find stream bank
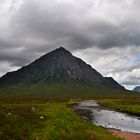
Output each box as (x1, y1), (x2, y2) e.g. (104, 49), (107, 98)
(72, 100), (140, 140)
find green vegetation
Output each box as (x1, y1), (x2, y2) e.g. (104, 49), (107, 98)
(0, 96), (122, 140)
(99, 98), (140, 116)
(0, 83), (135, 98)
(0, 84), (139, 139)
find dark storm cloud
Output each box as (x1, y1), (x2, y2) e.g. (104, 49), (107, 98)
(2, 0), (140, 53)
(4, 0), (139, 63)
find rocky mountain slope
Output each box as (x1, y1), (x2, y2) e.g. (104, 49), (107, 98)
(0, 47), (125, 90)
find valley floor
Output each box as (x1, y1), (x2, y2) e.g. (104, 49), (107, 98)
(0, 96), (122, 140)
(0, 95), (140, 140)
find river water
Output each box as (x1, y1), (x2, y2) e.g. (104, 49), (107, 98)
(77, 100), (140, 133)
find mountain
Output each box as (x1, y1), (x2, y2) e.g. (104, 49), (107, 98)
(104, 77), (124, 90)
(133, 86), (140, 92)
(0, 47), (125, 90)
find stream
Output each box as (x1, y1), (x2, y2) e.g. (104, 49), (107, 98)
(75, 100), (140, 134)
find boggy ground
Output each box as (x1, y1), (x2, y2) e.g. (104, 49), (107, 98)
(0, 96), (122, 140)
(0, 91), (139, 140)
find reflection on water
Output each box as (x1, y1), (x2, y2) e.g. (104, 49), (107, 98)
(78, 100), (140, 133)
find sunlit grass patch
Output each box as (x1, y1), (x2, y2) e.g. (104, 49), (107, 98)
(99, 99), (140, 116)
(31, 103), (122, 140)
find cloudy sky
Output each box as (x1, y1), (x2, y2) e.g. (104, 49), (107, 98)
(0, 0), (140, 89)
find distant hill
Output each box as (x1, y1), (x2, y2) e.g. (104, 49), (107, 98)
(133, 86), (140, 92)
(0, 47), (125, 90)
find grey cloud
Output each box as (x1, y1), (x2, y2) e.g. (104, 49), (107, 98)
(122, 80), (140, 86)
(8, 0), (140, 51)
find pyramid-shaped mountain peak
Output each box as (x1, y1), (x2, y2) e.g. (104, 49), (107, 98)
(49, 47), (72, 55)
(56, 46), (67, 51)
(0, 47), (124, 90)
(51, 47), (69, 53)
(38, 47), (72, 62)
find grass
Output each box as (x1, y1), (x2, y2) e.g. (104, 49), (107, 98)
(0, 96), (122, 140)
(99, 98), (140, 116)
(0, 84), (139, 139)
(0, 83), (136, 98)
(31, 103), (122, 140)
